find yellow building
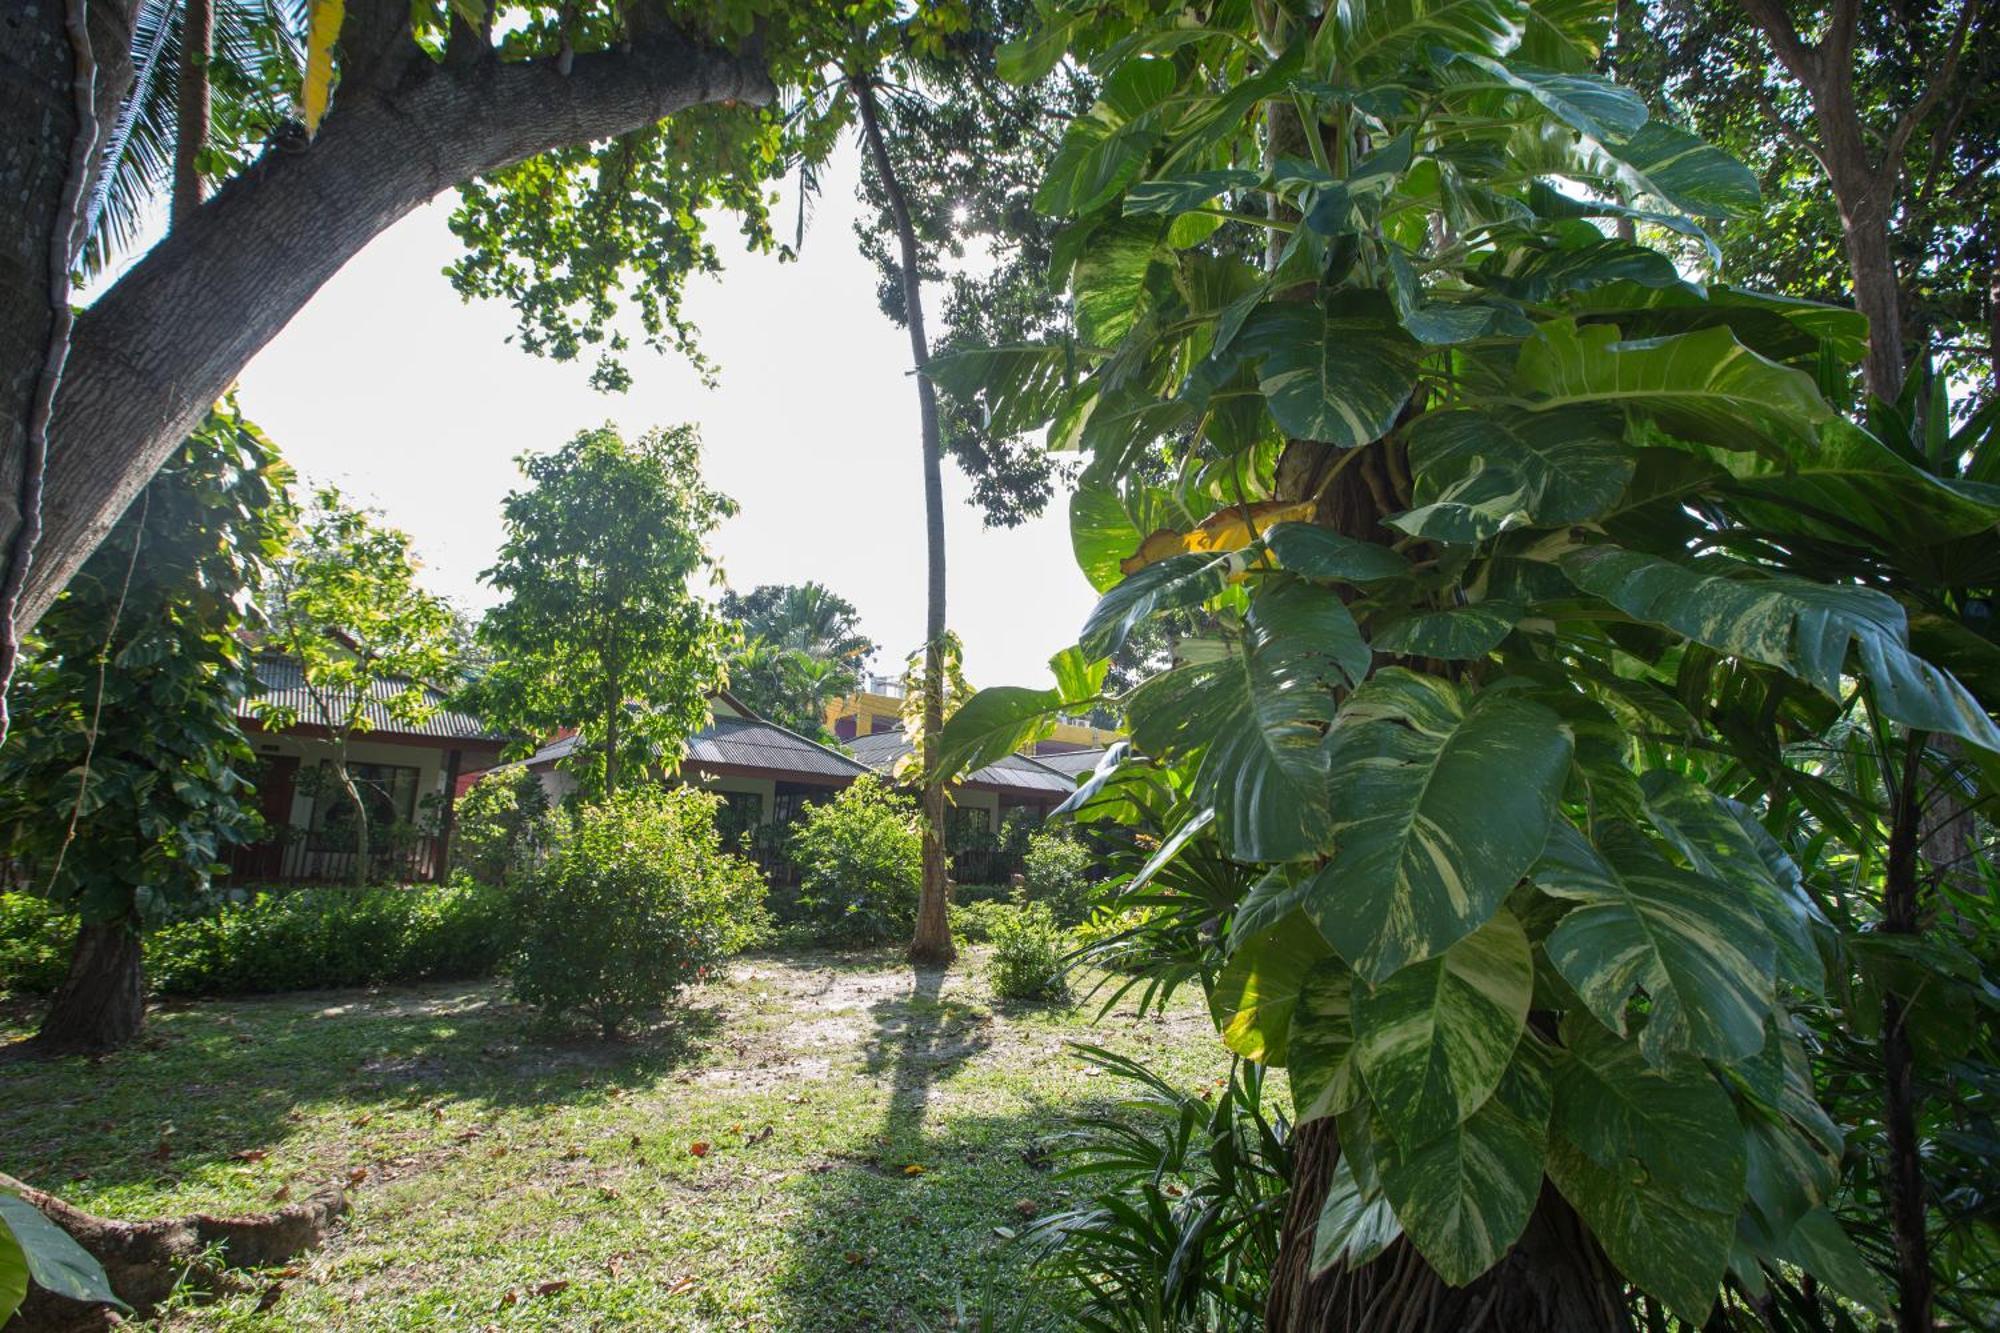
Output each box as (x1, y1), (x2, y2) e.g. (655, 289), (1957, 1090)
(825, 674), (1122, 750)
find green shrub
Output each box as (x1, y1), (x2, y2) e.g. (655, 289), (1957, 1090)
(787, 776), (922, 946)
(1023, 828), (1095, 927)
(0, 893), (73, 994)
(950, 898), (1017, 944)
(146, 880), (511, 994)
(509, 787), (766, 1035)
(989, 897), (1071, 1003)
(452, 767), (555, 885)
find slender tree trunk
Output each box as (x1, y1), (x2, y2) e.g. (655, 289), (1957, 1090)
(854, 73), (954, 966)
(339, 761), (370, 886)
(173, 0), (212, 227)
(35, 913), (146, 1054)
(1881, 731), (1936, 1333)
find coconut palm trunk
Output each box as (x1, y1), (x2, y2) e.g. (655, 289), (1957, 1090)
(854, 72), (954, 965)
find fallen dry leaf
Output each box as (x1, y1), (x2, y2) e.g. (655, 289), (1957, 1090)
(1014, 1199), (1039, 1218)
(689, 1142), (710, 1158)
(231, 1149), (268, 1164)
(346, 1166), (368, 1187)
(254, 1282), (285, 1313)
(271, 1184), (291, 1203)
(745, 1125), (774, 1146)
(904, 1164), (926, 1176)
(843, 1250), (865, 1266)
(666, 1275), (697, 1296)
(533, 1280), (569, 1297)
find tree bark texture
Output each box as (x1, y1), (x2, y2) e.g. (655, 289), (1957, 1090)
(33, 917), (145, 1055)
(854, 74), (954, 966)
(172, 0), (212, 227)
(1880, 732), (1936, 1333)
(0, 6), (773, 641)
(0, 1170), (347, 1329)
(1268, 1122), (1632, 1332)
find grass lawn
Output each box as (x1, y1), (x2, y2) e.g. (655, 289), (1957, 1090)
(1, 948), (1235, 1330)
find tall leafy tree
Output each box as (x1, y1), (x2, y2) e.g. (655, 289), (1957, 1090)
(260, 487), (457, 884)
(477, 424), (733, 799)
(720, 582), (875, 737)
(939, 1), (2000, 1325)
(0, 401), (289, 1053)
(1, 0), (879, 663)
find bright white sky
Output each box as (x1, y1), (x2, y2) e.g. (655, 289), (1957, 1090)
(224, 144), (1095, 690)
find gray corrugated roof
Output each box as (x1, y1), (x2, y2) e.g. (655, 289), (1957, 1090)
(689, 715), (870, 778)
(1031, 747), (1110, 778)
(845, 729), (1076, 795)
(242, 656), (503, 742)
(524, 715), (869, 780)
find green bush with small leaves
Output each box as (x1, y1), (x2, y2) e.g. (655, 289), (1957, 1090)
(452, 767), (556, 886)
(950, 898), (1018, 945)
(989, 897), (1070, 1003)
(787, 776), (922, 946)
(0, 893), (72, 995)
(1022, 828), (1095, 928)
(2, 883), (513, 998)
(509, 787), (766, 1035)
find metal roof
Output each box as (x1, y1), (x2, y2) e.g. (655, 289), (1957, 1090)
(1031, 747), (1111, 778)
(242, 656), (503, 742)
(845, 729), (1077, 796)
(524, 714), (869, 780)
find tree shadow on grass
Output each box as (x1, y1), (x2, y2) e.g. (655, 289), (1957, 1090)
(0, 979), (721, 1200)
(763, 964), (1083, 1331)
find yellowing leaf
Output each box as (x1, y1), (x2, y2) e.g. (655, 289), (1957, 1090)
(1119, 500), (1316, 575)
(301, 0), (345, 137)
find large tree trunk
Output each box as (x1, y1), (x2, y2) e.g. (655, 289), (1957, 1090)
(0, 5), (773, 643)
(854, 74), (954, 966)
(1270, 1119), (1633, 1332)
(0, 0), (140, 588)
(34, 915), (146, 1055)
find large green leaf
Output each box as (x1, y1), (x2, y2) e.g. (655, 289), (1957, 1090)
(1446, 52), (1647, 141)
(1036, 58), (1179, 217)
(1391, 404), (1633, 544)
(0, 1194), (127, 1315)
(1306, 670), (1572, 982)
(1080, 550), (1243, 659)
(0, 1224), (23, 1329)
(1124, 167), (1263, 216)
(1547, 1021), (1744, 1324)
(1604, 121), (1761, 218)
(1638, 771), (1822, 991)
(1712, 418), (2000, 551)
(1369, 602), (1521, 659)
(1265, 522), (1413, 583)
(1070, 477), (1185, 593)
(1319, 0), (1525, 75)
(1128, 579), (1363, 861)
(1560, 544), (2000, 751)
(1310, 1154), (1404, 1276)
(1478, 239), (1683, 304)
(1353, 908), (1533, 1145)
(1517, 0), (1611, 69)
(1211, 911), (1335, 1063)
(1289, 959), (1363, 1122)
(923, 343), (1069, 439)
(935, 686), (1062, 781)
(1772, 1207), (1891, 1317)
(1515, 320), (1831, 455)
(1237, 294), (1423, 448)
(1379, 1043), (1551, 1285)
(1073, 219), (1165, 348)
(1536, 821), (1775, 1065)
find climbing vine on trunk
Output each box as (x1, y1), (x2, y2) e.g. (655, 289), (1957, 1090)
(935, 0), (2000, 1324)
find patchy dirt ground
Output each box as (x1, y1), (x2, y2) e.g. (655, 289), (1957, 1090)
(1, 949), (1232, 1330)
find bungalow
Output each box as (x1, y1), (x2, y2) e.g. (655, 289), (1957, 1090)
(230, 656), (509, 884)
